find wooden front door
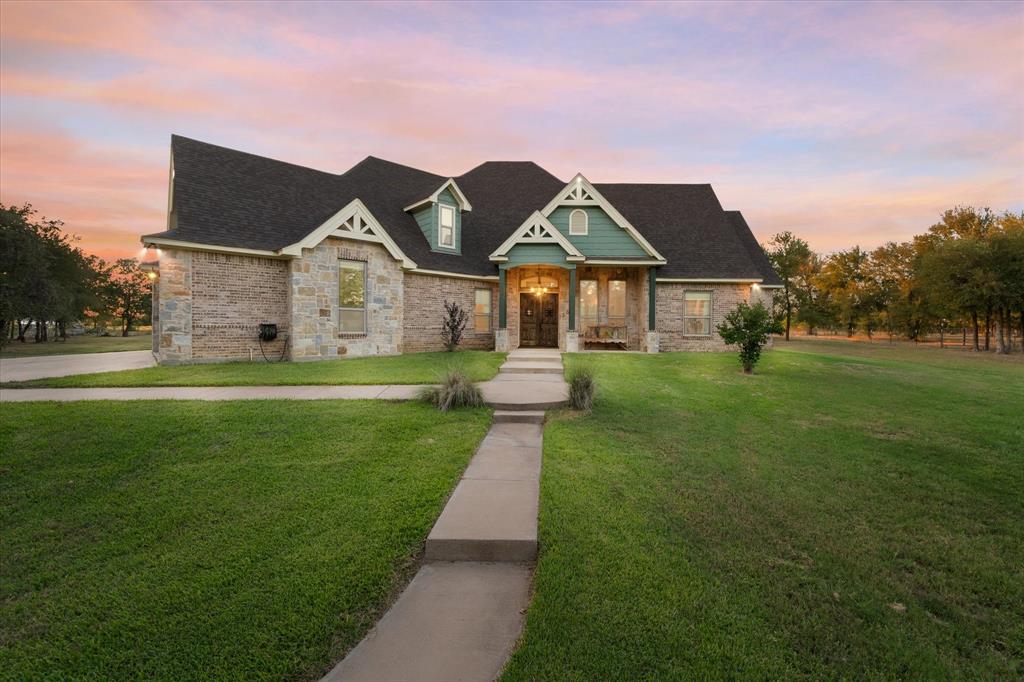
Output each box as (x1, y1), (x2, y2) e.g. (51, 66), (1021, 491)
(519, 293), (558, 347)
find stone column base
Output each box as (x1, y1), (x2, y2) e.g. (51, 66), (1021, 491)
(495, 328), (511, 352)
(645, 331), (660, 353)
(565, 331), (580, 353)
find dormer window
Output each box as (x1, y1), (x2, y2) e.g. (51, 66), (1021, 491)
(438, 204), (456, 248)
(569, 209), (588, 235)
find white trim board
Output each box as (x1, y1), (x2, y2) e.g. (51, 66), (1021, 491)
(489, 211), (586, 262)
(656, 277), (763, 283)
(540, 174), (665, 262)
(408, 268), (499, 282)
(278, 198), (417, 268)
(140, 236), (288, 258)
(402, 178), (473, 212)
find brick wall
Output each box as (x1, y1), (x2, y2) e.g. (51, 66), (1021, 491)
(290, 238), (404, 359)
(403, 272), (498, 352)
(656, 282), (753, 351)
(190, 252), (289, 360)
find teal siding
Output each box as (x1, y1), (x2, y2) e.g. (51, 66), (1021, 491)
(548, 206), (647, 258)
(505, 244), (569, 267)
(412, 188), (461, 254)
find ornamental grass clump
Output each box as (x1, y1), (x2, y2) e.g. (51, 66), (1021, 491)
(419, 368), (484, 411)
(566, 363), (596, 412)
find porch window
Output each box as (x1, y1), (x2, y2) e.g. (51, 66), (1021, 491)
(608, 280), (626, 327)
(580, 279), (598, 332)
(438, 204), (455, 248)
(569, 209), (588, 235)
(683, 290), (712, 336)
(339, 259), (367, 333)
(474, 289), (492, 332)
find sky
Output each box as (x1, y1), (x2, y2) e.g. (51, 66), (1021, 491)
(1, 0), (1022, 260)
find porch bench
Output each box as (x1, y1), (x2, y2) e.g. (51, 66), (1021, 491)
(582, 325), (628, 349)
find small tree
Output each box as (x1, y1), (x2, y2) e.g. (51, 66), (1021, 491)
(717, 301), (783, 374)
(104, 258), (151, 336)
(440, 300), (469, 351)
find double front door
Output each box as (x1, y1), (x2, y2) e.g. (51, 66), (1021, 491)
(519, 293), (558, 347)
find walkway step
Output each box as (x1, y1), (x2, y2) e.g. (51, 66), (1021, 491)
(499, 362), (563, 374)
(493, 409), (545, 424)
(425, 478), (538, 561)
(321, 562), (531, 682)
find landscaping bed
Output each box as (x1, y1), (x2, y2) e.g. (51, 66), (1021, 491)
(503, 343), (1023, 679)
(0, 400), (491, 680)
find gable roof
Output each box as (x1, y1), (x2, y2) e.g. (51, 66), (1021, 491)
(725, 211), (784, 286)
(144, 135), (780, 282)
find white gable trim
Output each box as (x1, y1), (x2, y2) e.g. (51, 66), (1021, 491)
(279, 198), (417, 268)
(402, 178), (473, 213)
(489, 211), (585, 262)
(540, 173), (665, 261)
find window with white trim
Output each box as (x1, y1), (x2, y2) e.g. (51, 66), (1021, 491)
(339, 259), (367, 334)
(569, 209), (588, 235)
(683, 291), (712, 336)
(580, 279), (598, 333)
(474, 289), (492, 333)
(608, 280), (626, 327)
(438, 204), (456, 248)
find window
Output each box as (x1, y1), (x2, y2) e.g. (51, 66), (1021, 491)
(474, 289), (492, 333)
(683, 291), (712, 335)
(438, 204), (456, 248)
(608, 280), (626, 327)
(580, 279), (598, 333)
(339, 259), (367, 333)
(569, 209), (588, 235)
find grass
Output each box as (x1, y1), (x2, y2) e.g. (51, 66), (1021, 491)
(0, 400), (492, 680)
(0, 333), (150, 357)
(4, 350), (505, 387)
(502, 339), (1024, 679)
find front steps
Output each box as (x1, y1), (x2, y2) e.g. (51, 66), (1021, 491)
(479, 348), (568, 410)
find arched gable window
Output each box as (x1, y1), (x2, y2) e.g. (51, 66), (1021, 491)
(569, 209), (588, 235)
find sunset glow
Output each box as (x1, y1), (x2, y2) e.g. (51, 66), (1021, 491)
(1, 0), (1021, 259)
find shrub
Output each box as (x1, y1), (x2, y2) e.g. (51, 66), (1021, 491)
(419, 368), (485, 411)
(716, 301), (784, 374)
(566, 363), (596, 412)
(440, 301), (469, 352)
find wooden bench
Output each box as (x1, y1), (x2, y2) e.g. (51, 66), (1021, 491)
(582, 325), (628, 349)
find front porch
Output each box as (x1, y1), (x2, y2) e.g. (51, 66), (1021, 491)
(495, 264), (657, 353)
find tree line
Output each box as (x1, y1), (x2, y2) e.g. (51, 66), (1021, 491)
(0, 203), (152, 345)
(765, 206), (1024, 353)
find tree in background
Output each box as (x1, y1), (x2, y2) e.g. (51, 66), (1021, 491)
(816, 247), (873, 337)
(765, 231), (812, 341)
(794, 253), (835, 335)
(104, 259), (152, 336)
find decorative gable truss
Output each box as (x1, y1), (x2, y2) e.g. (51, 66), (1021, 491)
(541, 174), (666, 262)
(402, 178), (473, 213)
(489, 211), (585, 262)
(279, 198), (417, 268)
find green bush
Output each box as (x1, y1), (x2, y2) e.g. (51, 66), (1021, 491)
(566, 363), (596, 412)
(716, 301), (783, 373)
(419, 368), (485, 411)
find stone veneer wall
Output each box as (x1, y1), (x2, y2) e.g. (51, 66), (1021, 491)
(154, 249), (193, 363)
(656, 282), (755, 351)
(402, 273), (498, 352)
(191, 252), (289, 360)
(289, 238), (403, 359)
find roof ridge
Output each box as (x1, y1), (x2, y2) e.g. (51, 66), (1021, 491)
(171, 134), (340, 179)
(343, 155), (446, 180)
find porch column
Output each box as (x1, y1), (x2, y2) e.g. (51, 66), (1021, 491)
(648, 267), (657, 330)
(568, 268), (577, 331)
(498, 267), (507, 328)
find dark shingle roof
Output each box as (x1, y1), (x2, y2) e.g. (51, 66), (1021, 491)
(145, 135), (780, 281)
(725, 211), (783, 286)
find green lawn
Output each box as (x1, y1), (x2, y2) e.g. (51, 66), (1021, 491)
(0, 333), (150, 357)
(4, 351), (505, 387)
(0, 400), (491, 680)
(503, 340), (1023, 679)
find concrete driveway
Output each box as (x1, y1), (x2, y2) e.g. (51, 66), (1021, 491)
(0, 350), (155, 382)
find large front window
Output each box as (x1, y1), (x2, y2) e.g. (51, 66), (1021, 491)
(608, 280), (626, 328)
(438, 204), (455, 248)
(683, 290), (712, 335)
(579, 279), (598, 333)
(339, 259), (367, 333)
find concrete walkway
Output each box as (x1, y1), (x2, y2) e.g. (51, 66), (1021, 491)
(0, 385), (426, 402)
(0, 350), (154, 382)
(324, 350), (566, 682)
